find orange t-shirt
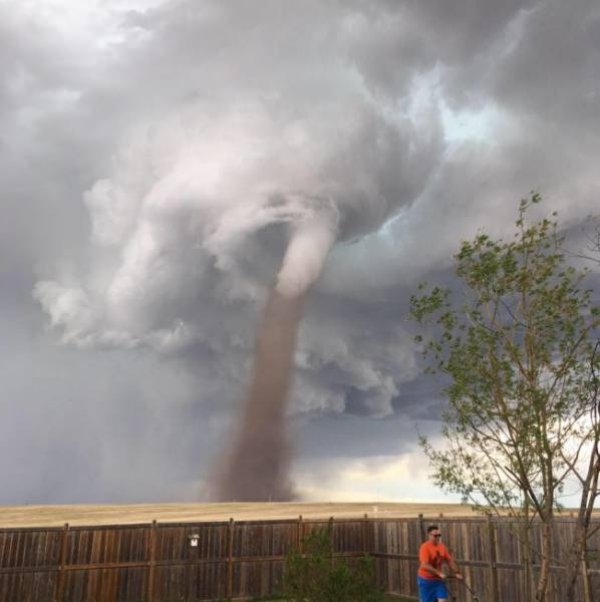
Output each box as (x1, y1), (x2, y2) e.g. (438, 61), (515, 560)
(418, 540), (451, 579)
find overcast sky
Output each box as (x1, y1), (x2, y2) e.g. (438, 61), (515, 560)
(2, 0), (600, 505)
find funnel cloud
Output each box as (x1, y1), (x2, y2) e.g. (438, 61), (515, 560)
(214, 214), (337, 500)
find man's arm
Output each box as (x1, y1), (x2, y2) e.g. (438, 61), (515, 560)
(445, 550), (463, 580)
(419, 561), (445, 579)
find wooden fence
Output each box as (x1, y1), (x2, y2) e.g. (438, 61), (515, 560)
(1, 515), (599, 601)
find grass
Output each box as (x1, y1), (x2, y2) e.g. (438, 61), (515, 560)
(255, 595), (417, 602)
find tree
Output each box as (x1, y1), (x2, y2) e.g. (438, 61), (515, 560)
(410, 194), (600, 602)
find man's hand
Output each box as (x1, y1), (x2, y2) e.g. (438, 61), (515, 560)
(438, 571), (446, 579)
(454, 572), (463, 580)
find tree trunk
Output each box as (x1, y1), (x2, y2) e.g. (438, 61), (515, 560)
(563, 525), (582, 602)
(563, 520), (591, 602)
(521, 502), (534, 602)
(564, 449), (600, 601)
(535, 520), (552, 602)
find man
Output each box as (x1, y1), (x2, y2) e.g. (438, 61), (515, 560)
(417, 525), (463, 602)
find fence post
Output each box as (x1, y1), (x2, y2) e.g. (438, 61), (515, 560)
(363, 513), (369, 555)
(227, 518), (234, 599)
(417, 514), (425, 542)
(298, 515), (303, 554)
(486, 514), (499, 602)
(54, 522), (69, 602)
(329, 517), (334, 566)
(147, 520), (157, 602)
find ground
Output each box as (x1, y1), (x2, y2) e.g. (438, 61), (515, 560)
(257, 594), (416, 602)
(0, 501), (477, 527)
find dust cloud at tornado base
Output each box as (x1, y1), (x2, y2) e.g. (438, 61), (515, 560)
(212, 290), (305, 501)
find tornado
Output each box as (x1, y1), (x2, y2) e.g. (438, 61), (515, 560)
(213, 211), (337, 501)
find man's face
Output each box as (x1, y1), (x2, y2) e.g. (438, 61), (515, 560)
(429, 529), (442, 545)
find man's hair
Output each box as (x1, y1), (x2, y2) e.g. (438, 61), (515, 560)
(427, 525), (439, 534)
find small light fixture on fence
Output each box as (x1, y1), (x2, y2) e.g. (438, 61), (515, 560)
(188, 534), (200, 547)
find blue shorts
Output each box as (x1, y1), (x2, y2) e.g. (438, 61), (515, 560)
(417, 576), (449, 602)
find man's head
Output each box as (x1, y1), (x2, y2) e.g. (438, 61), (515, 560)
(427, 525), (442, 544)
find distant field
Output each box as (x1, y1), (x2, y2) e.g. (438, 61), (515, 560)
(0, 501), (478, 528)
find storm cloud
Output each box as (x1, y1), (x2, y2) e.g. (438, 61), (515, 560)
(2, 0), (599, 503)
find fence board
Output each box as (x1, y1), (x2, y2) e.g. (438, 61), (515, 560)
(0, 571), (56, 602)
(61, 567), (148, 602)
(154, 563), (227, 601)
(155, 523), (228, 562)
(0, 529), (62, 568)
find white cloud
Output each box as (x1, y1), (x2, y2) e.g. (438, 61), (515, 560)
(295, 450), (461, 504)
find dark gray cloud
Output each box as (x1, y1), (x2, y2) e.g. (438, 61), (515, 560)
(1, 0), (599, 503)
